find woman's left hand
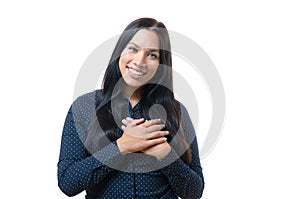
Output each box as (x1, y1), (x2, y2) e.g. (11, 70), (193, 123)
(121, 117), (171, 160)
(142, 141), (171, 160)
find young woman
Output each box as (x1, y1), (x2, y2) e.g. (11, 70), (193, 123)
(58, 18), (204, 199)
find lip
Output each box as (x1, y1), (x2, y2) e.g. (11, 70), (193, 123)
(126, 66), (146, 74)
(126, 66), (146, 79)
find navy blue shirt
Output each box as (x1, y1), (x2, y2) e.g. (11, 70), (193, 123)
(58, 90), (204, 198)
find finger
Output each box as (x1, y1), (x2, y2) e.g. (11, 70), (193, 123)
(126, 117), (134, 121)
(127, 118), (144, 127)
(146, 131), (169, 139)
(122, 119), (131, 126)
(122, 117), (140, 126)
(127, 118), (144, 126)
(143, 119), (162, 127)
(121, 125), (125, 130)
(145, 137), (167, 148)
(133, 118), (145, 125)
(146, 124), (165, 133)
(127, 122), (137, 127)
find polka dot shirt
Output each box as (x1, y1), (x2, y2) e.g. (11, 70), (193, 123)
(57, 90), (204, 199)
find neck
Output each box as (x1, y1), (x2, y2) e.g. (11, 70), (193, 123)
(122, 86), (143, 107)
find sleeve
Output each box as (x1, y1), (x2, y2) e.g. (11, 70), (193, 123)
(57, 99), (123, 197)
(159, 104), (205, 199)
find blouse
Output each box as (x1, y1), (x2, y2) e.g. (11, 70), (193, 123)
(57, 90), (204, 199)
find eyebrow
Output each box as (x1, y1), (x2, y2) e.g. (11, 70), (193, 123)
(128, 42), (160, 53)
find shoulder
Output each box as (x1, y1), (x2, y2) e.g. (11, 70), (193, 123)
(75, 89), (102, 103)
(72, 89), (102, 107)
(71, 89), (102, 116)
(174, 99), (190, 117)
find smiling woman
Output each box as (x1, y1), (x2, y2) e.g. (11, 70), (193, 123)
(57, 17), (204, 199)
(119, 29), (160, 96)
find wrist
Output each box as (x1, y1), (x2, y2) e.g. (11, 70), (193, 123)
(116, 138), (128, 155)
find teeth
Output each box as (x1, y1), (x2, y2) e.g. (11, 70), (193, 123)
(129, 68), (144, 76)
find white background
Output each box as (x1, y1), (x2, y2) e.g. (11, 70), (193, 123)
(1, 0), (299, 198)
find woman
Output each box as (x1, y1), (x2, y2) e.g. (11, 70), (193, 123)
(58, 18), (204, 199)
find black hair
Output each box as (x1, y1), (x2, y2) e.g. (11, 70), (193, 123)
(85, 18), (192, 164)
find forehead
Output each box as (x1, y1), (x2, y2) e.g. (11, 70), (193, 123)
(129, 29), (160, 49)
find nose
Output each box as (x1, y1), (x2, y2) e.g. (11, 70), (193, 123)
(133, 50), (146, 67)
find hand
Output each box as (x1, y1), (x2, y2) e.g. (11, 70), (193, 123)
(117, 118), (168, 154)
(120, 117), (163, 130)
(143, 141), (171, 160)
(120, 118), (171, 159)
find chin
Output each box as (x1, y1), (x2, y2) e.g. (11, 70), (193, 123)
(124, 81), (144, 90)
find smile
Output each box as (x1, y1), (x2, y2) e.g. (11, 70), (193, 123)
(128, 67), (146, 76)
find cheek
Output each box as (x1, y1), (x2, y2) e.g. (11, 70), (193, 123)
(147, 64), (160, 79)
(119, 52), (131, 66)
(150, 63), (160, 73)
(118, 56), (127, 73)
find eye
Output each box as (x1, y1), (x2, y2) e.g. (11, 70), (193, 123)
(128, 46), (138, 52)
(148, 53), (159, 59)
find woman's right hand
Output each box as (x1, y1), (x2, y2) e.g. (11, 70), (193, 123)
(116, 118), (168, 154)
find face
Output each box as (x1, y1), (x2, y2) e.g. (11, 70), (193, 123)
(119, 29), (160, 90)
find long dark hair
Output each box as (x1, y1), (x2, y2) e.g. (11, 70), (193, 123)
(85, 18), (192, 164)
